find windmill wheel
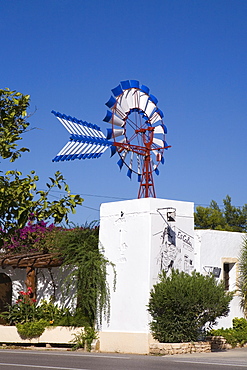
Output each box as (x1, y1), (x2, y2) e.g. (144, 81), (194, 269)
(104, 80), (169, 197)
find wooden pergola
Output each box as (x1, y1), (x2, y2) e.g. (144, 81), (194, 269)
(0, 252), (63, 300)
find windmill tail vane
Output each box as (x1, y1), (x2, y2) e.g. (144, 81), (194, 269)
(51, 111), (112, 162)
(51, 80), (171, 198)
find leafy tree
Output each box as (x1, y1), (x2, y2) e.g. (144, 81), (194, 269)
(0, 88), (83, 240)
(148, 269), (233, 343)
(0, 88), (30, 162)
(238, 237), (247, 317)
(194, 195), (247, 232)
(0, 170), (82, 237)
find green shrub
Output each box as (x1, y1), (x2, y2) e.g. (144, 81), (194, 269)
(210, 318), (247, 347)
(70, 326), (98, 351)
(210, 327), (239, 347)
(55, 309), (91, 327)
(148, 269), (233, 343)
(1, 294), (71, 326)
(233, 317), (247, 331)
(1, 289), (90, 329)
(16, 319), (49, 339)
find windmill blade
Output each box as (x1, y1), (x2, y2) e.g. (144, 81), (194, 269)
(125, 88), (136, 110)
(139, 91), (149, 112)
(106, 128), (125, 140)
(153, 125), (165, 134)
(127, 151), (134, 179)
(154, 166), (159, 175)
(103, 110), (125, 127)
(105, 95), (126, 119)
(111, 84), (123, 97)
(119, 90), (130, 113)
(117, 149), (128, 170)
(112, 84), (129, 113)
(145, 98), (157, 118)
(110, 145), (117, 157)
(149, 112), (163, 125)
(153, 137), (165, 148)
(150, 159), (159, 176)
(136, 154), (142, 182)
(137, 154), (141, 175)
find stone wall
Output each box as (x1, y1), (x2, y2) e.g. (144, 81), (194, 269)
(206, 336), (232, 350)
(150, 341), (211, 355)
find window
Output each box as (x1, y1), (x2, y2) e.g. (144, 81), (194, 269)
(223, 263), (230, 290)
(222, 258), (238, 291)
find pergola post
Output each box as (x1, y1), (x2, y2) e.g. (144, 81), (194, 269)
(25, 266), (36, 300)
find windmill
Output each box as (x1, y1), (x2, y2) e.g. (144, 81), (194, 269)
(52, 80), (170, 198)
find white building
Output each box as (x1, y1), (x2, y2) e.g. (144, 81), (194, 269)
(0, 197), (245, 353)
(99, 198), (245, 353)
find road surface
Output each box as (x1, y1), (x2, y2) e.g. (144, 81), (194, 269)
(0, 347), (247, 369)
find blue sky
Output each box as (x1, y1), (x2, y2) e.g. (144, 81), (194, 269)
(1, 0), (246, 224)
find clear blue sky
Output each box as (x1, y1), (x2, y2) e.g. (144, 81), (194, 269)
(1, 0), (246, 224)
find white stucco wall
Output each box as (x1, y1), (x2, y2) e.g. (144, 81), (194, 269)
(0, 266), (75, 308)
(99, 197), (194, 352)
(194, 229), (245, 328)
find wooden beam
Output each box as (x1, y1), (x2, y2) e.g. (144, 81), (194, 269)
(0, 252), (63, 269)
(25, 267), (36, 300)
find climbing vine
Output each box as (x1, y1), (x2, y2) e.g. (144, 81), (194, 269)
(50, 223), (116, 328)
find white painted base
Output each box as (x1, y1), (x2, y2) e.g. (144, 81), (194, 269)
(0, 325), (83, 345)
(99, 331), (154, 354)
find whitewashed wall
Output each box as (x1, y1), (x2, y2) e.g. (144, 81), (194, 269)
(0, 266), (75, 308)
(194, 229), (245, 328)
(99, 198), (194, 353)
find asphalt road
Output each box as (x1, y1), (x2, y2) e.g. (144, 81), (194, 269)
(0, 347), (247, 370)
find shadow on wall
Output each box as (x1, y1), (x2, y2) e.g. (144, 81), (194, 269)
(0, 266), (77, 313)
(36, 266), (77, 308)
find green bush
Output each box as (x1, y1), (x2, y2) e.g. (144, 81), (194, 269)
(70, 326), (98, 351)
(210, 318), (247, 347)
(38, 299), (72, 326)
(16, 319), (49, 339)
(148, 269), (233, 343)
(1, 293), (69, 326)
(0, 290), (90, 333)
(210, 327), (239, 347)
